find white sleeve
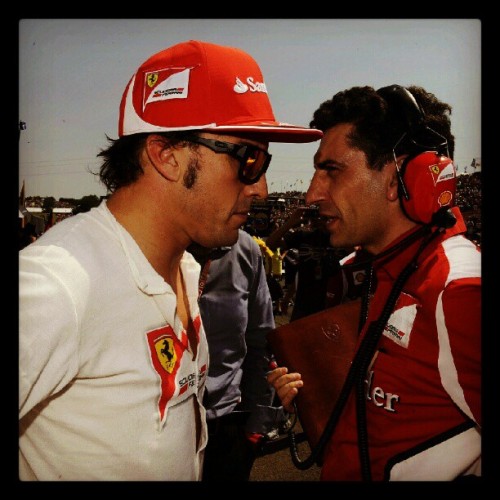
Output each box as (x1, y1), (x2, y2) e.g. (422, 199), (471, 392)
(19, 247), (83, 419)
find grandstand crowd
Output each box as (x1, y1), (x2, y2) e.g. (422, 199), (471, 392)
(19, 171), (481, 249)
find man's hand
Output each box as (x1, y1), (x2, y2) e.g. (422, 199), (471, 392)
(266, 366), (303, 413)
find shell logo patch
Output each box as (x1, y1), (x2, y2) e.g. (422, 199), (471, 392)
(438, 190), (453, 207)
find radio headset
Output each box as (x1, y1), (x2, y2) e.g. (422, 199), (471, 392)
(340, 85), (458, 270)
(376, 84), (457, 229)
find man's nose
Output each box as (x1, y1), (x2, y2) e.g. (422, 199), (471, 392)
(305, 170), (324, 205)
(245, 175), (268, 200)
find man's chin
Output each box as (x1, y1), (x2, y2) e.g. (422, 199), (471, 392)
(196, 229), (239, 250)
(217, 229), (240, 247)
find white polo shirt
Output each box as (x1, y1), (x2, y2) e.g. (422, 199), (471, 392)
(19, 201), (209, 481)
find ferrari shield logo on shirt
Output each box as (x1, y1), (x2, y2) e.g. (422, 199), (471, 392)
(147, 324), (195, 427)
(147, 326), (182, 423)
(383, 291), (420, 349)
(146, 317), (205, 428)
(154, 336), (177, 373)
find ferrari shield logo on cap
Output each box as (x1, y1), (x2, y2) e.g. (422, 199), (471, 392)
(147, 73), (158, 87)
(144, 67), (191, 109)
(119, 40), (323, 142)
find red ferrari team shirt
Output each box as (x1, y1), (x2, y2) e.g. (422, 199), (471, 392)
(321, 208), (481, 481)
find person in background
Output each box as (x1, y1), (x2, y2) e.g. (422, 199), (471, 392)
(18, 40), (322, 481)
(279, 247), (299, 315)
(190, 229), (287, 481)
(252, 234), (284, 315)
(266, 206), (341, 321)
(268, 84), (480, 481)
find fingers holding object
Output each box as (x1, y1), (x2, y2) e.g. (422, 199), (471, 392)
(267, 367), (303, 413)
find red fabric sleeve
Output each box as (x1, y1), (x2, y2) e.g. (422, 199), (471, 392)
(442, 278), (481, 426)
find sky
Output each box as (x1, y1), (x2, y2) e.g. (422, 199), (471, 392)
(18, 18), (481, 200)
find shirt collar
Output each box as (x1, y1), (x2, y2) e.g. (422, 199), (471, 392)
(101, 201), (200, 296)
(362, 206), (467, 279)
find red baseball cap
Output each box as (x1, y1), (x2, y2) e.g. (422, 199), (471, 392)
(119, 40), (323, 143)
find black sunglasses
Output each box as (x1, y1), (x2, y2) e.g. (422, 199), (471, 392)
(184, 136), (272, 185)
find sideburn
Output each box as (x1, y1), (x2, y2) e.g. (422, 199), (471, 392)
(183, 158), (199, 189)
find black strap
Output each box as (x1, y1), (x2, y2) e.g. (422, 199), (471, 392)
(354, 254), (421, 480)
(288, 226), (441, 477)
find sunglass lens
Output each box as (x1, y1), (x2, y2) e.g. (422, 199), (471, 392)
(243, 151), (263, 181)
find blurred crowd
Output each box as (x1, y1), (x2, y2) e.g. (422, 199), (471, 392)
(19, 172), (481, 251)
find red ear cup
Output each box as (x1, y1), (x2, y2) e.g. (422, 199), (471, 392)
(399, 151), (457, 224)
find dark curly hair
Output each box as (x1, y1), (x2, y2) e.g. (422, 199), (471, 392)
(310, 85), (454, 170)
(97, 132), (197, 193)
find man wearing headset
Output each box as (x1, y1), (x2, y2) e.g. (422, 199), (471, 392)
(268, 85), (481, 481)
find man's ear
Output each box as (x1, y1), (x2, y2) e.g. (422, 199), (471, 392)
(386, 154), (407, 202)
(145, 134), (181, 182)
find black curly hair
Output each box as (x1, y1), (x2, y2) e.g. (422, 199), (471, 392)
(310, 85), (454, 170)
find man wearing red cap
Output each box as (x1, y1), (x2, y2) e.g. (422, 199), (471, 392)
(19, 40), (322, 481)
